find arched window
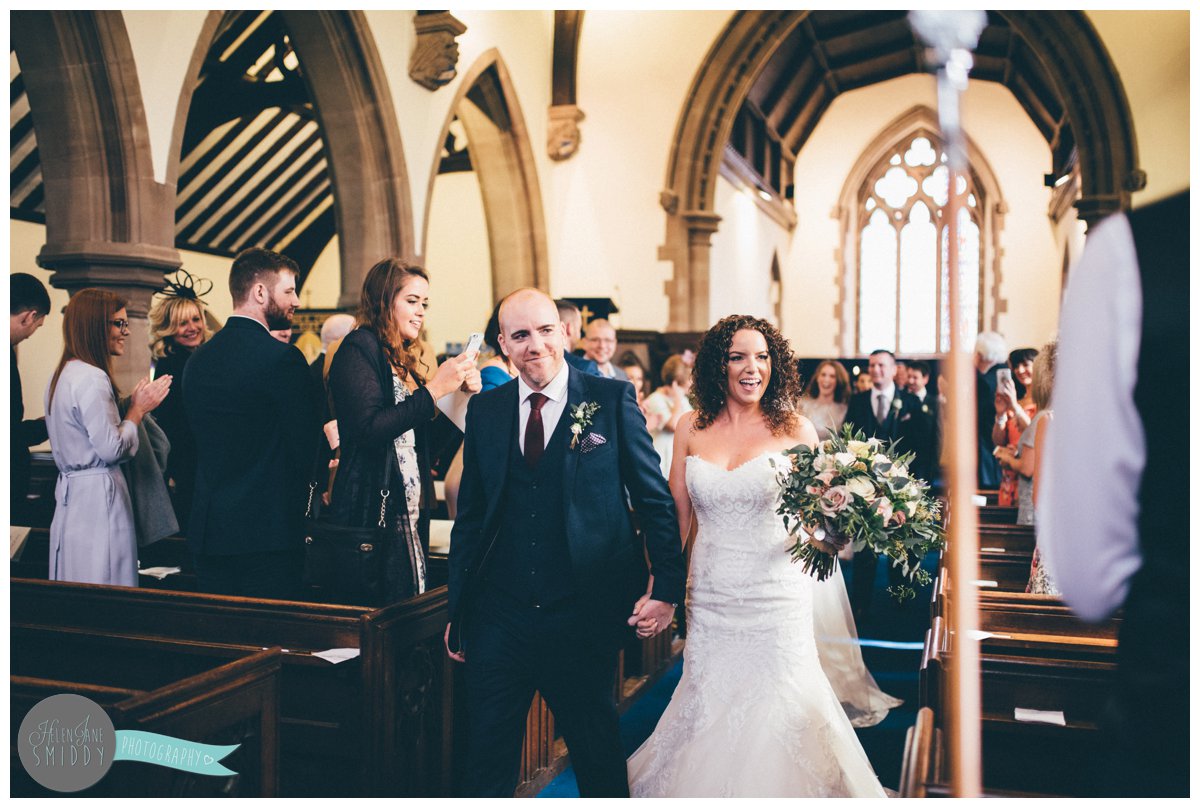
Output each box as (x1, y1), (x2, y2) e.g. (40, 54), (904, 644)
(858, 131), (981, 354)
(835, 107), (1005, 357)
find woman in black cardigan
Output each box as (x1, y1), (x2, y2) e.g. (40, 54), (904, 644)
(147, 272), (213, 532)
(327, 258), (481, 603)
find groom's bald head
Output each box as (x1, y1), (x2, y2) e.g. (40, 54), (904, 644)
(497, 288), (566, 391)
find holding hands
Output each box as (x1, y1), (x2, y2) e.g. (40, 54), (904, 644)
(629, 588), (675, 639)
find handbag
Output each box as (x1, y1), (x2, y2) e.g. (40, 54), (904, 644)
(301, 453), (393, 605)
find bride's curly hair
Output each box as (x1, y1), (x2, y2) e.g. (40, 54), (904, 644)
(691, 314), (801, 436)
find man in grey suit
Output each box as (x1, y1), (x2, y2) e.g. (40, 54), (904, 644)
(584, 318), (627, 380)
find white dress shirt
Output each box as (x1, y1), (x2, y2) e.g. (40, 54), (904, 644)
(1038, 212), (1145, 623)
(516, 358), (571, 455)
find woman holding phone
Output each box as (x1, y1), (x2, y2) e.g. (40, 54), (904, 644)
(992, 347), (1038, 507)
(327, 258), (481, 603)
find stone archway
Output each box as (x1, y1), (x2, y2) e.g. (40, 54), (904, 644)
(422, 49), (550, 299)
(13, 10), (182, 388)
(171, 11), (415, 309)
(660, 10), (1141, 330)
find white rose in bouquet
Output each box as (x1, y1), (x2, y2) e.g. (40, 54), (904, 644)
(848, 440), (872, 459)
(845, 476), (875, 499)
(834, 451), (857, 468)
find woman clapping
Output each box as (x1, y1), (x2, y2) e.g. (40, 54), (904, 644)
(46, 289), (172, 586)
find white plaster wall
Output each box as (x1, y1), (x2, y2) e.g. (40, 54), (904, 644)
(423, 170), (493, 355)
(1087, 10), (1190, 206)
(364, 10), (554, 261)
(553, 11), (732, 329)
(121, 11), (210, 185)
(709, 175), (789, 325)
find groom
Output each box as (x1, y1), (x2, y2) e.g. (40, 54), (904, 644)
(445, 288), (685, 797)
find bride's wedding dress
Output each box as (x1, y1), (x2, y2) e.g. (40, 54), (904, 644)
(627, 453), (887, 797)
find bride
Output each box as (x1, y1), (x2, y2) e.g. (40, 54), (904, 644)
(627, 315), (888, 797)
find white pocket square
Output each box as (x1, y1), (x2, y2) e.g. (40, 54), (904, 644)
(580, 432), (607, 453)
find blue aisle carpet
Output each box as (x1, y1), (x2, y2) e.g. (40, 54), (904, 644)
(537, 552), (937, 797)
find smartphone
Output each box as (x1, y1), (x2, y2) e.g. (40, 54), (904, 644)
(464, 332), (484, 358)
(996, 368), (1012, 388)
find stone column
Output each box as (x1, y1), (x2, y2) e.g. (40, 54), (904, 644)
(38, 241), (181, 394)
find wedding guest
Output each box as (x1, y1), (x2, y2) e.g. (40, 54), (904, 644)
(45, 289), (172, 586)
(327, 258), (480, 602)
(996, 341), (1057, 594)
(479, 302), (517, 392)
(643, 355), (693, 476)
(992, 347), (1038, 507)
(184, 248), (319, 599)
(974, 330), (1008, 488)
(309, 313), (356, 504)
(801, 359), (850, 440)
(584, 318), (627, 380)
(555, 298), (601, 376)
(893, 358), (909, 391)
(11, 273), (51, 523)
(270, 325), (293, 344)
(147, 271), (213, 531)
(618, 357), (648, 405)
(853, 370), (873, 393)
(1040, 192), (1188, 796)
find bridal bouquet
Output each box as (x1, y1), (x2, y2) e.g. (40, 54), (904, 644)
(773, 425), (945, 602)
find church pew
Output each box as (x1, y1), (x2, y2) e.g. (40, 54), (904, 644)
(976, 523), (1035, 555)
(11, 647), (281, 797)
(12, 529), (200, 592)
(921, 618), (1115, 796)
(11, 578), (455, 796)
(9, 577), (676, 796)
(978, 504), (1019, 524)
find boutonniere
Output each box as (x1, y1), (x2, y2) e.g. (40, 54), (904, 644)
(921, 403), (930, 414)
(890, 397), (903, 413)
(569, 401), (601, 450)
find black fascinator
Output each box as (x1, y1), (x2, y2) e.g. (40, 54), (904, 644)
(160, 269), (213, 301)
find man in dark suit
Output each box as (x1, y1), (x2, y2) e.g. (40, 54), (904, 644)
(903, 359), (940, 484)
(555, 298), (601, 376)
(10, 273), (51, 524)
(183, 248), (319, 599)
(584, 318), (629, 380)
(973, 331), (1008, 489)
(446, 289), (685, 797)
(844, 349), (925, 622)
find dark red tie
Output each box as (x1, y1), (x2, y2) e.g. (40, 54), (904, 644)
(525, 393), (548, 468)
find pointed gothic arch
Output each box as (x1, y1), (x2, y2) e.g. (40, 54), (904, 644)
(660, 10), (1140, 330)
(172, 11), (415, 307)
(423, 49), (549, 300)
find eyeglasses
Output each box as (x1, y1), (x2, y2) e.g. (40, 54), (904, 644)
(111, 319), (130, 334)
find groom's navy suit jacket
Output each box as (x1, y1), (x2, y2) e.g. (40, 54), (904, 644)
(448, 364), (686, 652)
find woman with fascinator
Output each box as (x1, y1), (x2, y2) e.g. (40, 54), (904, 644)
(148, 270), (214, 529)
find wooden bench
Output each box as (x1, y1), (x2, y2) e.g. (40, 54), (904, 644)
(12, 646), (281, 797)
(920, 613), (1116, 796)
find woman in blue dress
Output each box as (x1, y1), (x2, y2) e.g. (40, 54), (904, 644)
(45, 289), (172, 586)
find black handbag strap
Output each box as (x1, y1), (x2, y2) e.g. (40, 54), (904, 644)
(307, 329), (401, 524)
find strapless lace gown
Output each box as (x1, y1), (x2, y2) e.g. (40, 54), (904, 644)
(627, 453), (887, 797)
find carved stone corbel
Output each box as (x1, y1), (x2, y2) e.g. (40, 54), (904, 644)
(547, 104), (585, 161)
(409, 12), (467, 92)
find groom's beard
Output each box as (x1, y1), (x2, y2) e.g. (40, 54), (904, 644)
(265, 296), (295, 330)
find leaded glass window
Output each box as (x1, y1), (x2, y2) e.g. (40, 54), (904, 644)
(857, 132), (982, 353)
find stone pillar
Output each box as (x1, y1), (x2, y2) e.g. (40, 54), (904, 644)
(37, 241), (181, 393)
